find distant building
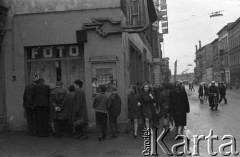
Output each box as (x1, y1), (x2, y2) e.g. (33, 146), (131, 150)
(227, 17), (240, 86)
(217, 23), (232, 84)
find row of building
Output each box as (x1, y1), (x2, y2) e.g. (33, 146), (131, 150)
(0, 0), (170, 131)
(194, 17), (240, 87)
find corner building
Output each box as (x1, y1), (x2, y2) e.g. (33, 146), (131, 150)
(0, 0), (157, 130)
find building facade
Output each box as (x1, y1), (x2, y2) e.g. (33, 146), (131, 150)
(0, 0), (157, 130)
(228, 17), (240, 86)
(205, 44), (213, 83)
(217, 23), (232, 84)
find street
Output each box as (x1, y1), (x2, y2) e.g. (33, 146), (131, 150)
(0, 88), (239, 157)
(186, 87), (240, 157)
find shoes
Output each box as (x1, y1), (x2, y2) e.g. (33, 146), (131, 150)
(133, 134), (137, 139)
(98, 136), (102, 141)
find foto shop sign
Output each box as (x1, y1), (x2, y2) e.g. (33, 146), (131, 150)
(26, 44), (83, 60)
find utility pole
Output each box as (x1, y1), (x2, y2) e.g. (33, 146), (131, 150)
(174, 60), (177, 82)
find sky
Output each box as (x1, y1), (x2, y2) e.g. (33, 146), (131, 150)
(163, 0), (240, 74)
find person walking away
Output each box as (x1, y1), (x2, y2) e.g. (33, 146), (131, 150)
(93, 85), (108, 141)
(23, 74), (39, 136)
(32, 78), (50, 137)
(50, 81), (67, 137)
(159, 83), (171, 130)
(107, 86), (121, 138)
(169, 81), (190, 137)
(219, 82), (227, 104)
(139, 83), (155, 129)
(63, 85), (75, 136)
(73, 80), (89, 140)
(128, 85), (141, 139)
(204, 83), (209, 103)
(208, 81), (219, 109)
(198, 83), (204, 103)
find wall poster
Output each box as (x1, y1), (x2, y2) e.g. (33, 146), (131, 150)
(91, 63), (117, 97)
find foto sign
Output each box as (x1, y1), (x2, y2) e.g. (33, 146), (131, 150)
(26, 44), (83, 60)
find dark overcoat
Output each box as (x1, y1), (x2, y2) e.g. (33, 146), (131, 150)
(128, 93), (141, 119)
(33, 83), (50, 107)
(64, 92), (75, 124)
(49, 87), (67, 120)
(23, 84), (35, 108)
(139, 91), (155, 119)
(73, 88), (89, 124)
(107, 93), (121, 116)
(169, 88), (190, 126)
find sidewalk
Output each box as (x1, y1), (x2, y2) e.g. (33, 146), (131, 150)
(0, 127), (181, 157)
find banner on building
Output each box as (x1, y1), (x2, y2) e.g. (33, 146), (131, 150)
(161, 16), (168, 22)
(174, 60), (177, 82)
(160, 4), (167, 10)
(160, 10), (167, 16)
(161, 22), (168, 28)
(159, 33), (163, 42)
(160, 0), (167, 5)
(162, 28), (168, 34)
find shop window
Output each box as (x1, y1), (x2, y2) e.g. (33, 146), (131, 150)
(25, 44), (84, 89)
(91, 63), (117, 97)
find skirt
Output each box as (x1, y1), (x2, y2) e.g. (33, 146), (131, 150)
(172, 112), (187, 126)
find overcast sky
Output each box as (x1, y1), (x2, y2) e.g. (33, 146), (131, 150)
(163, 0), (240, 75)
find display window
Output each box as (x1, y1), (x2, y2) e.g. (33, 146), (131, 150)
(91, 63), (117, 97)
(25, 44), (84, 89)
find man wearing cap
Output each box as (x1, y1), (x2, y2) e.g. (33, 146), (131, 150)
(73, 80), (89, 140)
(23, 74), (39, 135)
(107, 86), (121, 138)
(50, 81), (67, 137)
(208, 81), (219, 109)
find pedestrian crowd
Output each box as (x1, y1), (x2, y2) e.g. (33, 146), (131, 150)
(197, 81), (227, 109)
(23, 74), (190, 141)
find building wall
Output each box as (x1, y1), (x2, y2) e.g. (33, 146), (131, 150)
(3, 8), (125, 129)
(3, 0), (120, 15)
(228, 18), (240, 85)
(0, 47), (6, 121)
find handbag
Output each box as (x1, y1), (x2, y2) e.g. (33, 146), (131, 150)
(74, 117), (84, 126)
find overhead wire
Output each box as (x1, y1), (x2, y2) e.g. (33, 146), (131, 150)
(168, 5), (240, 25)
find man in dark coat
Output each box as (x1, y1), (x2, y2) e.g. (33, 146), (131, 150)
(219, 82), (227, 104)
(23, 74), (39, 135)
(169, 81), (190, 136)
(107, 86), (121, 138)
(73, 80), (89, 140)
(208, 81), (219, 108)
(50, 81), (67, 137)
(32, 78), (50, 137)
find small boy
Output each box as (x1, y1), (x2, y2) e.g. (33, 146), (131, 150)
(107, 86), (121, 138)
(93, 85), (108, 141)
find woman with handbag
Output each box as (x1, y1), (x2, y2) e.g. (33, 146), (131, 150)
(139, 83), (155, 129)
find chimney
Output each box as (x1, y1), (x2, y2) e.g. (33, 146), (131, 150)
(195, 45), (198, 52)
(199, 40), (201, 48)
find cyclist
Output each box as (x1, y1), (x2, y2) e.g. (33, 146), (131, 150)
(208, 81), (219, 109)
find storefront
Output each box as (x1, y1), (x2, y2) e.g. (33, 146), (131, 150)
(2, 6), (155, 130)
(25, 44), (85, 88)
